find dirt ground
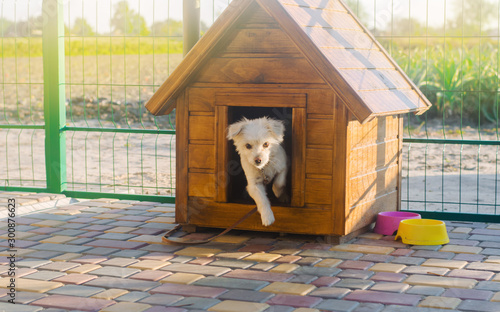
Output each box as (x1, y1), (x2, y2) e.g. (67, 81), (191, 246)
(402, 119), (500, 214)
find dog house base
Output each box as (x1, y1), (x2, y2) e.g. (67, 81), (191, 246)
(180, 223), (372, 245)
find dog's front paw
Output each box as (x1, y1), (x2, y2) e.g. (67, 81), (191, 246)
(260, 211), (275, 227)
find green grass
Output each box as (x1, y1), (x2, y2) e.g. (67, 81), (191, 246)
(387, 42), (500, 124)
(1, 37), (183, 57)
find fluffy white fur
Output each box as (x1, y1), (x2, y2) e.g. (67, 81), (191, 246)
(227, 117), (288, 226)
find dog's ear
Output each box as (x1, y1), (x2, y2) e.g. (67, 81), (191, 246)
(267, 119), (285, 142)
(226, 119), (247, 140)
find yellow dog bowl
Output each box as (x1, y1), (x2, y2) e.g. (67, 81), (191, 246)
(395, 219), (449, 245)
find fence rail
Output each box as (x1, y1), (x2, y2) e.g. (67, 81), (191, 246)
(1, 0), (500, 219)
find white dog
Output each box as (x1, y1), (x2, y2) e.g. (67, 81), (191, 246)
(227, 117), (288, 226)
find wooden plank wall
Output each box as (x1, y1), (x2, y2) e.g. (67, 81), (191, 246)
(345, 115), (401, 233)
(186, 88), (217, 201)
(304, 90), (335, 208)
(195, 3), (324, 85)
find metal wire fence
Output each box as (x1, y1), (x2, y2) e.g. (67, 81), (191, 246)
(357, 0), (500, 219)
(0, 0), (184, 202)
(1, 0), (500, 217)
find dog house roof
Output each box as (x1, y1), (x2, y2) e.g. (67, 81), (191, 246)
(145, 0), (431, 124)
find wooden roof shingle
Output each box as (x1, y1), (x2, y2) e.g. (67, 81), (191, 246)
(145, 0), (431, 123)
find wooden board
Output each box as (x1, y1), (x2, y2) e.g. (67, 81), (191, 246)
(307, 90), (335, 115)
(397, 116), (403, 211)
(240, 2), (277, 25)
(216, 105), (229, 203)
(359, 89), (425, 114)
(341, 69), (412, 92)
(304, 27), (377, 50)
(188, 88), (215, 112)
(224, 28), (299, 54)
(305, 178), (332, 205)
(291, 108), (306, 207)
(175, 91), (189, 224)
(322, 49), (394, 70)
(348, 164), (399, 207)
(306, 118), (334, 146)
(348, 116), (399, 149)
(188, 173), (216, 198)
(215, 92), (307, 108)
(187, 198), (333, 235)
(331, 98), (348, 235)
(189, 144), (216, 170)
(348, 140), (400, 177)
(196, 57), (324, 84)
(306, 148), (333, 175)
(188, 115), (215, 141)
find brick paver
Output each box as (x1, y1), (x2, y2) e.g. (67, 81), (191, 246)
(442, 287), (493, 300)
(0, 278), (64, 293)
(218, 289), (274, 303)
(404, 274), (478, 289)
(92, 288), (129, 300)
(260, 282), (316, 296)
(150, 283), (228, 298)
(208, 300), (269, 312)
(47, 284), (105, 297)
(223, 268), (293, 282)
(52, 273), (98, 285)
(344, 290), (421, 306)
(194, 276), (269, 290)
(418, 296), (462, 309)
(160, 273), (205, 284)
(266, 294), (322, 308)
(161, 263), (230, 276)
(100, 301), (152, 312)
(30, 294), (115, 311)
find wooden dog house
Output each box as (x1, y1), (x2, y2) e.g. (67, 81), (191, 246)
(146, 0), (431, 239)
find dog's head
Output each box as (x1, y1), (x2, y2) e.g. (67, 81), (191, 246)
(227, 117), (285, 169)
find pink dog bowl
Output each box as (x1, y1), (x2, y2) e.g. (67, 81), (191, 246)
(373, 211), (421, 235)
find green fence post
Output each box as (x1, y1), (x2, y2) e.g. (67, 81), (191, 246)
(42, 0), (66, 193)
(183, 0), (201, 56)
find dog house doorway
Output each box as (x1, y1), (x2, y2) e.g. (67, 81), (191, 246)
(215, 91), (307, 209)
(226, 106), (293, 206)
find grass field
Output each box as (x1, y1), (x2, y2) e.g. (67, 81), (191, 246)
(1, 37), (183, 58)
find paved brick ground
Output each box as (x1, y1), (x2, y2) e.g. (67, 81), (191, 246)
(1, 191), (500, 311)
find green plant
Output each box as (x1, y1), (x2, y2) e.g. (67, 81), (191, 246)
(419, 49), (475, 117)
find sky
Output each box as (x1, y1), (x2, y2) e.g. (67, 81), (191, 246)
(2, 0), (231, 33)
(2, 0), (499, 34)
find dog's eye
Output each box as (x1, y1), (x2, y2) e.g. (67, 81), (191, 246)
(245, 144), (252, 149)
(263, 142), (269, 148)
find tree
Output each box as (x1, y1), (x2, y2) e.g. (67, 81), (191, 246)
(0, 18), (13, 36)
(391, 17), (426, 36)
(449, 0), (497, 36)
(111, 1), (150, 36)
(151, 19), (182, 37)
(72, 18), (95, 36)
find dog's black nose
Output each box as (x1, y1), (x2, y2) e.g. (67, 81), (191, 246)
(255, 158), (261, 165)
